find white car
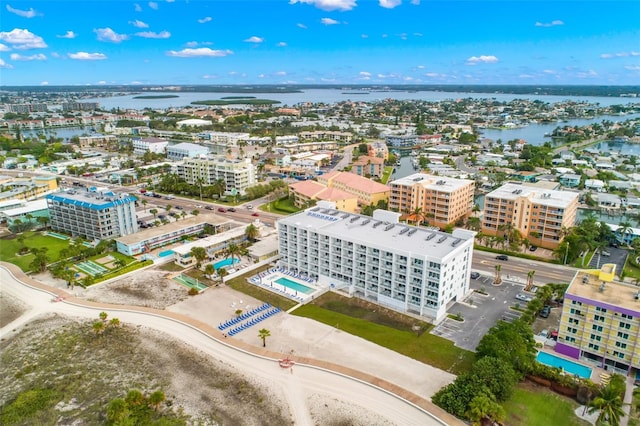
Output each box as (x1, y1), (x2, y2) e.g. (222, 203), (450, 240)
(245, 204), (253, 209)
(515, 293), (533, 302)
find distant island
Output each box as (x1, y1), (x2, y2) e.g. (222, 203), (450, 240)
(132, 95), (180, 99)
(342, 92), (370, 95)
(221, 96), (257, 99)
(192, 99), (281, 106)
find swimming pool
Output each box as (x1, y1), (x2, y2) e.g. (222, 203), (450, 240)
(536, 351), (592, 379)
(275, 277), (314, 295)
(214, 258), (239, 270)
(158, 250), (174, 258)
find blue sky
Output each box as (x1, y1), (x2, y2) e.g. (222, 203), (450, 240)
(1, 0), (638, 86)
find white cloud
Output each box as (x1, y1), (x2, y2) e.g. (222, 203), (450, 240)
(68, 51), (107, 60)
(466, 55), (499, 65)
(94, 28), (129, 43)
(297, 23), (307, 29)
(166, 48), (233, 57)
(202, 74), (219, 79)
(0, 43), (10, 51)
(134, 3), (142, 11)
(625, 65), (640, 71)
(148, 1), (158, 10)
(185, 41), (199, 47)
(379, 0), (401, 9)
(535, 20), (564, 27)
(57, 30), (76, 39)
(40, 81), (48, 85)
(358, 71), (371, 80)
(576, 69), (598, 78)
(361, 34), (368, 38)
(136, 31), (171, 39)
(10, 53), (46, 61)
(542, 69), (557, 74)
(129, 20), (149, 28)
(600, 51), (640, 59)
(413, 32), (423, 37)
(321, 18), (339, 25)
(289, 0), (356, 11)
(274, 71), (287, 76)
(410, 0), (420, 4)
(185, 41), (212, 47)
(6, 4), (39, 18)
(166, 0), (175, 2)
(0, 59), (14, 69)
(277, 42), (287, 47)
(244, 36), (264, 43)
(198, 16), (212, 24)
(51, 52), (60, 58)
(0, 28), (47, 49)
(97, 80), (107, 85)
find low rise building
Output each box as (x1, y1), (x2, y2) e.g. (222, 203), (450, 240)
(288, 180), (358, 212)
(79, 134), (118, 150)
(317, 171), (389, 207)
(167, 142), (209, 161)
(0, 175), (58, 203)
(351, 156), (385, 178)
(132, 137), (168, 155)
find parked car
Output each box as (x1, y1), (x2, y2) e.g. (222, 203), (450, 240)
(470, 272), (480, 279)
(175, 205), (183, 210)
(540, 305), (551, 318)
(251, 212), (260, 217)
(205, 206), (214, 210)
(529, 245), (537, 252)
(515, 293), (533, 302)
(218, 207), (227, 213)
(246, 204), (253, 209)
(495, 255), (509, 261)
(228, 207), (236, 212)
(601, 250), (610, 257)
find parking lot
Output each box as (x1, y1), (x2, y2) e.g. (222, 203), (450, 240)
(587, 246), (628, 274)
(431, 274), (528, 351)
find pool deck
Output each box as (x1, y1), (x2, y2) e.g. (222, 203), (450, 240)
(249, 267), (323, 303)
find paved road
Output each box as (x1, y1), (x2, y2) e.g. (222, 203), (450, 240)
(0, 265), (459, 426)
(472, 250), (577, 285)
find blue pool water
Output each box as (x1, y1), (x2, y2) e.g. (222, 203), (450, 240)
(536, 351), (593, 379)
(214, 258), (239, 270)
(158, 250), (174, 258)
(275, 277), (314, 295)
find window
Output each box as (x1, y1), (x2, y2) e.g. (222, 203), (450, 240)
(621, 313), (634, 320)
(617, 332), (630, 339)
(615, 341), (627, 349)
(589, 334), (601, 341)
(619, 321), (631, 329)
(595, 306), (607, 313)
(594, 315), (605, 322)
(591, 325), (603, 332)
(588, 343), (600, 351)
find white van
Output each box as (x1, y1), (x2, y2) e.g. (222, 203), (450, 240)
(246, 204), (253, 209)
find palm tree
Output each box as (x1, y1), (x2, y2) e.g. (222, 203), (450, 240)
(190, 246), (207, 268)
(525, 270), (535, 292)
(125, 389), (145, 406)
(466, 393), (506, 426)
(204, 264), (215, 278)
(114, 258), (126, 269)
(99, 311), (108, 322)
(494, 264), (502, 285)
(149, 208), (158, 219)
(410, 206), (424, 226)
(148, 390), (166, 411)
(258, 328), (271, 347)
(617, 220), (633, 246)
(92, 321), (105, 335)
(106, 398), (129, 423)
(588, 383), (627, 426)
(109, 317), (121, 328)
(245, 224), (259, 242)
(225, 243), (241, 263)
(36, 216), (50, 229)
(165, 204), (173, 214)
(141, 199), (148, 212)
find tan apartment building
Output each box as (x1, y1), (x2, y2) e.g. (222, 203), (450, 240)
(350, 156), (385, 178)
(79, 134), (118, 149)
(389, 173), (475, 228)
(481, 183), (579, 249)
(288, 180), (358, 212)
(316, 171), (390, 207)
(367, 141), (389, 160)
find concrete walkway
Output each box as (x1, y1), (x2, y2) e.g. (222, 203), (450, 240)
(0, 262), (462, 426)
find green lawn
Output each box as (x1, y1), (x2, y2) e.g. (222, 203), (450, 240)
(381, 166), (394, 184)
(0, 232), (71, 271)
(292, 294), (475, 375)
(262, 196), (299, 215)
(502, 384), (590, 426)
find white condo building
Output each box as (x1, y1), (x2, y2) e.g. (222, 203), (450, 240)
(277, 203), (476, 321)
(177, 156), (257, 195)
(131, 137), (168, 155)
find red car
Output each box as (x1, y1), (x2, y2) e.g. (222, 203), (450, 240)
(251, 212), (259, 217)
(218, 207), (227, 213)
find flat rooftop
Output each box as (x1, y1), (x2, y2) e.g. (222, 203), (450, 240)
(116, 213), (231, 245)
(278, 207), (475, 259)
(568, 270), (640, 315)
(390, 173), (474, 192)
(486, 183), (578, 208)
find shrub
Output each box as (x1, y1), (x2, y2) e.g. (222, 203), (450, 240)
(188, 287), (199, 296)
